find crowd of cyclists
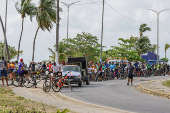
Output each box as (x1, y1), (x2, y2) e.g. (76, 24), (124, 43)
(0, 56), (170, 87)
(87, 61), (170, 82)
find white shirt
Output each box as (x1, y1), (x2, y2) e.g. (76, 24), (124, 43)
(52, 64), (60, 73)
(0, 60), (6, 70)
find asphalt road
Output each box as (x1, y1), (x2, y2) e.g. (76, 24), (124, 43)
(61, 76), (170, 113)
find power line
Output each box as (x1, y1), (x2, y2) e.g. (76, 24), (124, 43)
(160, 22), (170, 34)
(75, 1), (102, 5)
(104, 1), (156, 24)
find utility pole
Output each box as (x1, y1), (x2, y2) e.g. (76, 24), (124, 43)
(56, 0), (59, 63)
(100, 0), (104, 62)
(148, 9), (169, 64)
(60, 1), (80, 44)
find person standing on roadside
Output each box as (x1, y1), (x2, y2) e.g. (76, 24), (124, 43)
(126, 62), (135, 86)
(0, 57), (8, 86)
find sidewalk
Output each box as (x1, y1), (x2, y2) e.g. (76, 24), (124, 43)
(135, 77), (170, 99)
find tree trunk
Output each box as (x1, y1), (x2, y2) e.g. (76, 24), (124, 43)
(17, 18), (24, 61)
(0, 15), (10, 60)
(165, 50), (166, 59)
(32, 27), (39, 62)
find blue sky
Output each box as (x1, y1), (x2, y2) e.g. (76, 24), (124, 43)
(0, 0), (170, 64)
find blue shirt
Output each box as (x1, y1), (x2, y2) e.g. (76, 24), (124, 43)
(134, 63), (138, 69)
(110, 64), (115, 70)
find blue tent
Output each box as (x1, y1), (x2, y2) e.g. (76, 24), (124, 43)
(141, 51), (159, 62)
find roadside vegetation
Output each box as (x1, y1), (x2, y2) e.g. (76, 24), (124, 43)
(162, 80), (170, 88)
(0, 86), (71, 113)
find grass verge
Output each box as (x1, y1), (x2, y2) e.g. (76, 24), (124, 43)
(0, 85), (71, 113)
(162, 80), (170, 88)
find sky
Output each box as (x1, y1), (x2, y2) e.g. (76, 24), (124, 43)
(0, 0), (170, 65)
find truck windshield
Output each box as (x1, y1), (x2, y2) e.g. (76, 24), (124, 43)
(62, 66), (79, 72)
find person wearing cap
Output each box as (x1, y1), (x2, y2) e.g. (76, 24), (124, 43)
(0, 56), (8, 86)
(18, 58), (29, 86)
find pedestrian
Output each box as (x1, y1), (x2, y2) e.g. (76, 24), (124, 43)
(126, 62), (135, 86)
(0, 56), (8, 86)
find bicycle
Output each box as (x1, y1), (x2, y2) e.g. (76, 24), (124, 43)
(22, 71), (45, 88)
(51, 74), (73, 92)
(42, 75), (51, 92)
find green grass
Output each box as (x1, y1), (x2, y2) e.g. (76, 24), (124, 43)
(162, 80), (170, 88)
(0, 86), (71, 113)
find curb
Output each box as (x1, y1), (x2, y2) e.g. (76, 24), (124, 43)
(135, 80), (170, 99)
(48, 91), (133, 113)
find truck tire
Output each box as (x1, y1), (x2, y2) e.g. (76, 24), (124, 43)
(78, 81), (82, 87)
(86, 79), (90, 85)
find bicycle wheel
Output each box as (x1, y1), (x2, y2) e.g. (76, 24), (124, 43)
(52, 79), (61, 92)
(23, 76), (34, 88)
(43, 81), (51, 92)
(12, 75), (20, 87)
(35, 74), (43, 84)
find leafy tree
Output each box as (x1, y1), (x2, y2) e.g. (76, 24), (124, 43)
(0, 41), (23, 60)
(69, 32), (101, 62)
(32, 0), (62, 61)
(161, 58), (169, 63)
(15, 0), (36, 60)
(48, 47), (67, 62)
(139, 23), (151, 37)
(165, 43), (170, 58)
(49, 32), (101, 62)
(111, 38), (144, 62)
(135, 36), (153, 56)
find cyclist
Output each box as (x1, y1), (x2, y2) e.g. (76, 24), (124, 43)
(88, 65), (92, 80)
(97, 62), (102, 81)
(0, 56), (8, 86)
(157, 63), (161, 75)
(134, 61), (139, 77)
(110, 62), (115, 79)
(18, 58), (29, 87)
(50, 62), (61, 83)
(140, 62), (145, 77)
(163, 63), (166, 76)
(102, 62), (107, 80)
(91, 63), (96, 81)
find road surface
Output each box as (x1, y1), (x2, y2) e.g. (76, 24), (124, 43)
(61, 76), (170, 113)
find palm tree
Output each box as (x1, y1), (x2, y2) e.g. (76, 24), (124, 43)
(165, 43), (170, 58)
(48, 47), (66, 62)
(150, 44), (157, 54)
(32, 0), (62, 62)
(135, 36), (152, 56)
(139, 23), (151, 37)
(15, 0), (36, 60)
(0, 16), (10, 61)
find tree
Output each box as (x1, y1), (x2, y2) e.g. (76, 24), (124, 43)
(32, 0), (62, 62)
(69, 32), (101, 62)
(111, 38), (145, 62)
(48, 47), (67, 62)
(50, 32), (101, 62)
(15, 0), (36, 61)
(161, 58), (169, 63)
(150, 44), (157, 54)
(0, 16), (10, 60)
(139, 23), (151, 37)
(165, 43), (170, 58)
(135, 36), (153, 56)
(0, 41), (23, 60)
